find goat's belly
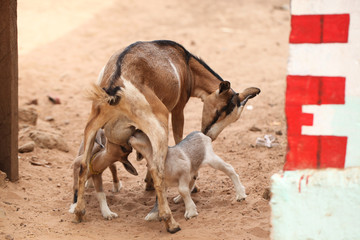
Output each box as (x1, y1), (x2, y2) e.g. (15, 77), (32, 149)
(103, 119), (135, 145)
(164, 171), (181, 188)
(165, 177), (179, 188)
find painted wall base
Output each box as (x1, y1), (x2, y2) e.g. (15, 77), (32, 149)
(270, 168), (360, 240)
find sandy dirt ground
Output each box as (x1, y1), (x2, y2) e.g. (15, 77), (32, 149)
(0, 0), (290, 239)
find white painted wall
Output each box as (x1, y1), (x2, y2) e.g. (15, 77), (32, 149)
(271, 168), (360, 240)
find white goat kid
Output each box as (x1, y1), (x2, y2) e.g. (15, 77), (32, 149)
(129, 130), (247, 220)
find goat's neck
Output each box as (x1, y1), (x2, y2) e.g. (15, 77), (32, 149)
(189, 58), (222, 101)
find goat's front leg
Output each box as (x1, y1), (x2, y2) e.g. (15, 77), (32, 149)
(109, 163), (122, 193)
(206, 154), (247, 201)
(92, 174), (118, 220)
(178, 176), (198, 220)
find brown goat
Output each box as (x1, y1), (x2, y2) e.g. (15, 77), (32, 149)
(73, 40), (260, 233)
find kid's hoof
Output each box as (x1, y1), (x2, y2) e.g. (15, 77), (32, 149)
(184, 209), (198, 220)
(112, 181), (122, 193)
(103, 211), (118, 220)
(236, 193), (247, 202)
(173, 195), (182, 204)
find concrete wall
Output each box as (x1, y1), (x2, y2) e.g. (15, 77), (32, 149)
(271, 0), (360, 239)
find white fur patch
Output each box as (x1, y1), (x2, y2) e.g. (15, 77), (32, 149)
(169, 60), (181, 83)
(96, 66), (105, 85)
(96, 192), (118, 220)
(69, 203), (77, 213)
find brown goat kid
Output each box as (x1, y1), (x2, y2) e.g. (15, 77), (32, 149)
(73, 40), (260, 233)
(69, 129), (137, 219)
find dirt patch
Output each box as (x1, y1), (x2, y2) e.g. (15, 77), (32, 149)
(0, 0), (289, 239)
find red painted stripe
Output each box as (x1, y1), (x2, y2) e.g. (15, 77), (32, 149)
(323, 14), (350, 43)
(290, 15), (322, 43)
(285, 136), (347, 170)
(285, 75), (347, 170)
(319, 136), (347, 168)
(290, 14), (350, 43)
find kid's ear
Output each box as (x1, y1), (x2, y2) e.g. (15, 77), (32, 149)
(122, 159), (138, 176)
(219, 81), (231, 94)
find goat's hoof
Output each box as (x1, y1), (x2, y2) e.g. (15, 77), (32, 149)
(173, 195), (182, 204)
(145, 184), (155, 191)
(74, 210), (86, 222)
(144, 211), (160, 221)
(184, 210), (198, 220)
(236, 193), (247, 202)
(112, 181), (122, 193)
(103, 211), (118, 220)
(191, 186), (200, 193)
(167, 226), (181, 234)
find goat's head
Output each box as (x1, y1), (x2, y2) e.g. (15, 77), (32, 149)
(201, 81), (260, 141)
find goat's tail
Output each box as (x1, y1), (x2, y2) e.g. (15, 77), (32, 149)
(85, 83), (121, 106)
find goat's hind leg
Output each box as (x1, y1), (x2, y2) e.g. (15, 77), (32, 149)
(178, 176), (198, 220)
(69, 156), (82, 214)
(173, 177), (196, 204)
(204, 154), (247, 201)
(144, 196), (160, 221)
(74, 111), (105, 222)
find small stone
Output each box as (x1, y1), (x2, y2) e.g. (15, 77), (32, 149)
(249, 126), (262, 132)
(262, 188), (271, 201)
(29, 158), (50, 167)
(26, 99), (38, 105)
(5, 235), (14, 240)
(45, 116), (54, 122)
(19, 107), (38, 125)
(0, 171), (7, 187)
(18, 142), (35, 153)
(29, 130), (69, 152)
(275, 130), (283, 135)
(0, 208), (6, 218)
(48, 95), (61, 104)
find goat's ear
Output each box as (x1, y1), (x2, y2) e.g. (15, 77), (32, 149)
(219, 81), (231, 94)
(122, 159), (138, 176)
(239, 87), (261, 106)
